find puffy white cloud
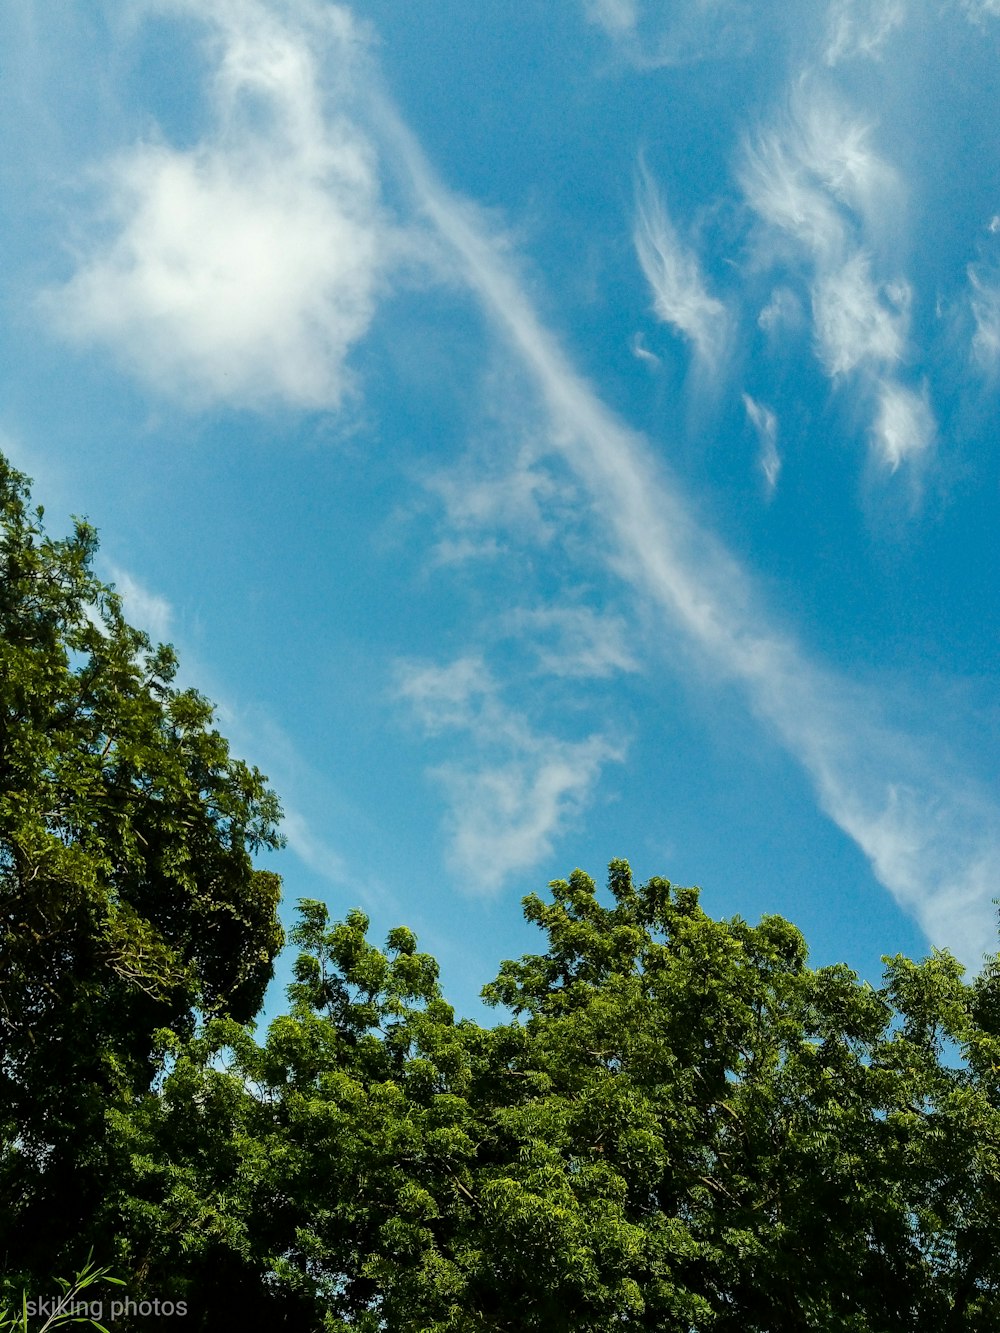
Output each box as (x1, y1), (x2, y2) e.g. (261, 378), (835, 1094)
(742, 394), (781, 494)
(634, 167), (730, 373)
(44, 0), (392, 410)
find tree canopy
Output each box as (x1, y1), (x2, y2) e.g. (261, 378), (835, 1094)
(0, 455), (283, 1282)
(3, 450), (1000, 1330)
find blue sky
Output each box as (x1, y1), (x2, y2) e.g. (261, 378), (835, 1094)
(3, 0), (1000, 1022)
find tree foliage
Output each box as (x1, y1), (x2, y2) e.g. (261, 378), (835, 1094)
(112, 871), (1000, 1331)
(3, 452), (1000, 1330)
(0, 455), (283, 1284)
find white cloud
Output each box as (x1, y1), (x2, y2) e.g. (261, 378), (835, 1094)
(742, 88), (898, 260)
(811, 254), (907, 375)
(104, 562), (173, 643)
(819, 779), (1000, 969)
(582, 0), (756, 68)
(426, 447), (568, 562)
(758, 286), (803, 334)
(383, 103), (1000, 965)
(742, 394), (781, 494)
(583, 0), (637, 36)
(396, 655), (622, 891)
(741, 84), (932, 471)
(631, 331), (661, 366)
(44, 0), (391, 410)
(280, 806), (351, 888)
(969, 267), (1000, 372)
(960, 0), (1000, 21)
(795, 95), (900, 234)
(504, 605), (639, 679)
(395, 655), (493, 735)
(870, 381), (934, 470)
(823, 0), (906, 65)
(437, 737), (618, 893)
(634, 166), (730, 372)
(743, 136), (845, 265)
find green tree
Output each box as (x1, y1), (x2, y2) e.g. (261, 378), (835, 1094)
(173, 864), (1000, 1331)
(0, 454), (284, 1285)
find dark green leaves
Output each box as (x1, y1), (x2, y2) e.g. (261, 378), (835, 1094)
(0, 453), (284, 1288)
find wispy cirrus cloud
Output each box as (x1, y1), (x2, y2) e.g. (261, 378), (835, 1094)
(968, 266), (1000, 373)
(44, 0), (395, 411)
(395, 655), (622, 891)
(961, 0), (1000, 22)
(582, 0), (758, 68)
(741, 82), (933, 471)
(426, 445), (572, 564)
(634, 165), (730, 374)
(103, 562), (174, 644)
(503, 605), (639, 679)
(583, 0), (637, 37)
(811, 256), (907, 375)
(758, 286), (804, 334)
(742, 394), (781, 494)
(871, 381), (935, 471)
(380, 97), (1000, 965)
(822, 0), (906, 65)
(631, 331), (661, 366)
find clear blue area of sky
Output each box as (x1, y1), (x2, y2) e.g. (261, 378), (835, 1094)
(2, 0), (998, 1026)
